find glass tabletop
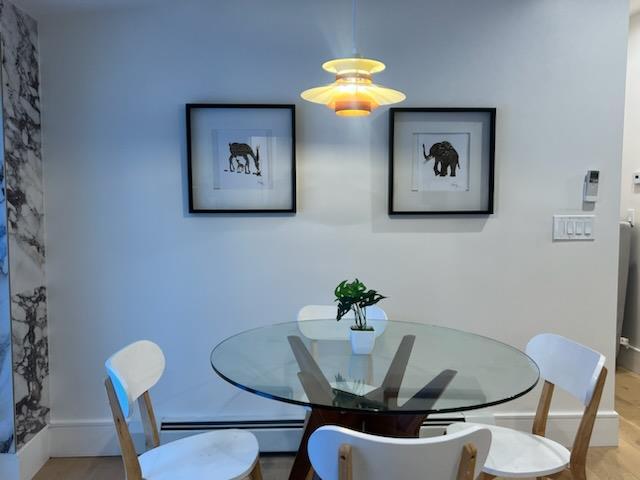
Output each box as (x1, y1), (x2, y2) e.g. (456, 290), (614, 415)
(210, 320), (539, 415)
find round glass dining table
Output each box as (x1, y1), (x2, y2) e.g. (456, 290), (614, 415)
(211, 320), (539, 480)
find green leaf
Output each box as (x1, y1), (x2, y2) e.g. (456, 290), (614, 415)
(334, 280), (348, 298)
(333, 278), (387, 323)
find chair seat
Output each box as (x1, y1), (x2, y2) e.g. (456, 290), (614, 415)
(447, 422), (570, 478)
(139, 429), (259, 480)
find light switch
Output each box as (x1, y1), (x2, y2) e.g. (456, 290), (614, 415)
(553, 215), (595, 241)
(567, 221), (575, 235)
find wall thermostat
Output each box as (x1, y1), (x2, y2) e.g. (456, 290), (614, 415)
(583, 170), (599, 202)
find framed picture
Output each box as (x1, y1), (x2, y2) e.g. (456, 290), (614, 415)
(186, 104), (296, 213)
(389, 108), (495, 215)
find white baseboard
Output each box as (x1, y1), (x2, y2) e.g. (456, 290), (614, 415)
(163, 426), (303, 453)
(618, 345), (640, 374)
(48, 410), (619, 458)
(48, 420), (131, 457)
(466, 410), (619, 447)
(0, 426), (51, 480)
(18, 427), (50, 480)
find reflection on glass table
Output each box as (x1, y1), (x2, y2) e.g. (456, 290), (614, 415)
(211, 320), (539, 480)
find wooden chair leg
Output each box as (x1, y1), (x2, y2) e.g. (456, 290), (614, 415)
(479, 473), (495, 480)
(457, 443), (477, 480)
(249, 461), (263, 480)
(304, 468), (315, 480)
(570, 467), (586, 480)
(104, 378), (142, 480)
(339, 444), (353, 480)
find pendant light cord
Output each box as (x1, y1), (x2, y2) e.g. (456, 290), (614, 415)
(352, 0), (358, 56)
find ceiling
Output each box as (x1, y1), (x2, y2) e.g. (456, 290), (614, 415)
(12, 0), (640, 19)
(11, 0), (161, 17)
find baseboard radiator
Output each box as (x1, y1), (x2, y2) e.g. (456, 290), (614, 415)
(160, 416), (465, 453)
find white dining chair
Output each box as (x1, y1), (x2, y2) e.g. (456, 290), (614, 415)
(447, 333), (607, 480)
(308, 424), (491, 480)
(105, 340), (262, 480)
(297, 304), (388, 341)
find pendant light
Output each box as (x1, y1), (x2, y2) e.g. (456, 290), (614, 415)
(301, 0), (406, 117)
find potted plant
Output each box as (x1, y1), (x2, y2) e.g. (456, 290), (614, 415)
(335, 279), (386, 354)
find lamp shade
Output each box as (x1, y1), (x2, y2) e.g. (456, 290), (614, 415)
(301, 57), (405, 117)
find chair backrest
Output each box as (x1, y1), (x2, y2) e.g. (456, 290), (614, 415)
(105, 340), (165, 417)
(308, 425), (491, 480)
(526, 333), (605, 406)
(297, 304), (388, 340)
(526, 333), (607, 475)
(105, 340), (165, 480)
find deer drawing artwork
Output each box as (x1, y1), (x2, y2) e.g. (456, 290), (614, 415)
(228, 143), (261, 176)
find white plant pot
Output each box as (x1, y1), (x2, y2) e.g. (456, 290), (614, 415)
(350, 329), (375, 355)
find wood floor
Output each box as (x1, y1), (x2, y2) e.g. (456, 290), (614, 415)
(34, 368), (640, 480)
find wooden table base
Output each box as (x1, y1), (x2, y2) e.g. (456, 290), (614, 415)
(286, 334), (455, 480)
(288, 409), (427, 480)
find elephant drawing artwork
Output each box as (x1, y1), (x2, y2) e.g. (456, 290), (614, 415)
(423, 141), (460, 177)
(227, 143), (262, 176)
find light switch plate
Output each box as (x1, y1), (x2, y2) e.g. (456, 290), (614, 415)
(553, 215), (595, 241)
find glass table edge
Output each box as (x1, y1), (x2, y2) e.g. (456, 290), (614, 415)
(210, 318), (546, 363)
(210, 319), (542, 415)
(212, 360), (541, 415)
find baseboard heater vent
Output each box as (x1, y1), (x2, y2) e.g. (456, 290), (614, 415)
(160, 416), (465, 452)
(162, 419), (305, 431)
(161, 416), (465, 432)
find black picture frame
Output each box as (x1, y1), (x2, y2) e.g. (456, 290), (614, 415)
(186, 103), (296, 214)
(388, 107), (496, 215)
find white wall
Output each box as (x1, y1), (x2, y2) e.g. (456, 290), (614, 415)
(37, 0), (627, 438)
(620, 12), (640, 371)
